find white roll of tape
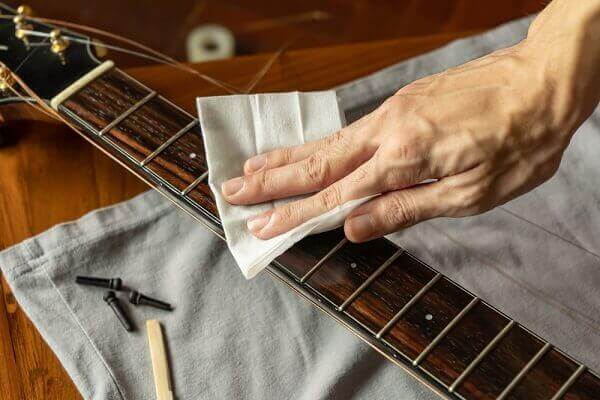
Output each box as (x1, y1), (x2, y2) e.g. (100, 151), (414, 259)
(186, 24), (235, 63)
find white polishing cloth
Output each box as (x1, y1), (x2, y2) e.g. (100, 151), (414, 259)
(198, 92), (373, 279)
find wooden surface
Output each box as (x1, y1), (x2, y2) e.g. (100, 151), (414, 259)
(0, 3), (547, 398)
(5, 0), (544, 66)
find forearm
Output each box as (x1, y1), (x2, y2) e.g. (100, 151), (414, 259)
(527, 0), (600, 134)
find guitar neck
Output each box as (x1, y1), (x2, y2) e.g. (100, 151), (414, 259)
(54, 63), (599, 400)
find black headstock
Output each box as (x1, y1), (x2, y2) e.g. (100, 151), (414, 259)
(0, 3), (101, 104)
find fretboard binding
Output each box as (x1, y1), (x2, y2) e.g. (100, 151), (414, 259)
(300, 238), (348, 283)
(338, 249), (404, 312)
(376, 273), (442, 339)
(141, 120), (198, 166)
(550, 364), (586, 400)
(98, 91), (157, 136)
(413, 297), (480, 367)
(181, 171), (209, 196)
(496, 342), (552, 400)
(449, 319), (515, 393)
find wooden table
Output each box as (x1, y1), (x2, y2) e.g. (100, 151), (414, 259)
(0, 19), (533, 400)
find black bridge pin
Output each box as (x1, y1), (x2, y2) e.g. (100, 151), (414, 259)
(129, 290), (173, 311)
(103, 291), (134, 332)
(76, 275), (122, 290)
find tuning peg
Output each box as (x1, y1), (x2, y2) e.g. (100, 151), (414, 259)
(16, 5), (33, 17)
(50, 29), (69, 64)
(0, 67), (14, 91)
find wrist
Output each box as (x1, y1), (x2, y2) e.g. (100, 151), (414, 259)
(525, 1), (600, 140)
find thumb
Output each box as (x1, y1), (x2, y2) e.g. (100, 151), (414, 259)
(344, 182), (445, 242)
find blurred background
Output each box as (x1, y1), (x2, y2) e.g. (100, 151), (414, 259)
(7, 0), (544, 67)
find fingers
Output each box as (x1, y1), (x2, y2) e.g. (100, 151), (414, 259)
(223, 135), (374, 205)
(246, 160), (380, 239)
(344, 182), (445, 242)
(243, 130), (347, 175)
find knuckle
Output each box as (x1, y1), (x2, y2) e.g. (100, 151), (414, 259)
(385, 193), (418, 227)
(324, 130), (343, 148)
(258, 170), (276, 193)
(280, 147), (294, 165)
(304, 154), (329, 186)
(318, 186), (342, 210)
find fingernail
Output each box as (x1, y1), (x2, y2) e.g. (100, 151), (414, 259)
(247, 213), (271, 233)
(222, 177), (244, 196)
(245, 155), (267, 173)
(346, 214), (375, 239)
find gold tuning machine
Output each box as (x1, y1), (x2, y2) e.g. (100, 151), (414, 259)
(13, 5), (33, 48)
(0, 67), (15, 91)
(50, 29), (69, 64)
(16, 5), (33, 16)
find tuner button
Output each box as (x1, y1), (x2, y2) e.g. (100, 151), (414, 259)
(13, 15), (24, 24)
(0, 67), (14, 91)
(50, 29), (61, 40)
(17, 5), (33, 16)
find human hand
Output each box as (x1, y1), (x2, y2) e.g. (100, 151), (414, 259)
(221, 7), (599, 243)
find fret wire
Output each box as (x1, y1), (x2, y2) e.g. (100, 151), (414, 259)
(413, 297), (480, 367)
(141, 120), (198, 166)
(376, 273), (442, 339)
(338, 249), (404, 312)
(496, 342), (552, 400)
(98, 91), (156, 136)
(449, 320), (515, 393)
(181, 171), (209, 196)
(300, 238), (348, 283)
(549, 364), (586, 400)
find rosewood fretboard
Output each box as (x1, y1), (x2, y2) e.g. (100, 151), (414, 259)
(56, 66), (599, 400)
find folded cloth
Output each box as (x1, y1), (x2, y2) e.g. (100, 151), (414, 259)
(198, 92), (375, 278)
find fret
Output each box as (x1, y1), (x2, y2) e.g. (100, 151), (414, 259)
(345, 253), (437, 334)
(98, 91), (157, 136)
(61, 67), (150, 132)
(275, 229), (347, 280)
(448, 320), (515, 393)
(496, 342), (552, 400)
(338, 249), (403, 311)
(381, 276), (474, 361)
(300, 238), (349, 284)
(551, 365), (586, 400)
(505, 347), (581, 400)
(562, 370), (600, 400)
(141, 120), (198, 166)
(182, 171), (208, 196)
(376, 273), (442, 339)
(303, 239), (397, 306)
(456, 325), (545, 399)
(412, 297), (479, 367)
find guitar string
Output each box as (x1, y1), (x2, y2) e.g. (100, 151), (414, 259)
(0, 15), (241, 94)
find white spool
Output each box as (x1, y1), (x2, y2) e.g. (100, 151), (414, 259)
(186, 24), (235, 63)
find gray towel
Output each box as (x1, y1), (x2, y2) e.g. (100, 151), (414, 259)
(2, 15), (598, 400)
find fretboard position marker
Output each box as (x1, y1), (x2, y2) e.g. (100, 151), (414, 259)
(376, 273), (442, 339)
(99, 91), (156, 136)
(181, 171), (209, 196)
(300, 238), (348, 283)
(550, 364), (586, 400)
(338, 249), (404, 312)
(413, 297), (480, 366)
(496, 342), (552, 400)
(141, 120), (198, 166)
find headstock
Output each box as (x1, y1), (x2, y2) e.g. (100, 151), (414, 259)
(0, 3), (101, 105)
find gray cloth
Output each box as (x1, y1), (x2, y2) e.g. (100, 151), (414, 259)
(1, 15), (599, 400)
